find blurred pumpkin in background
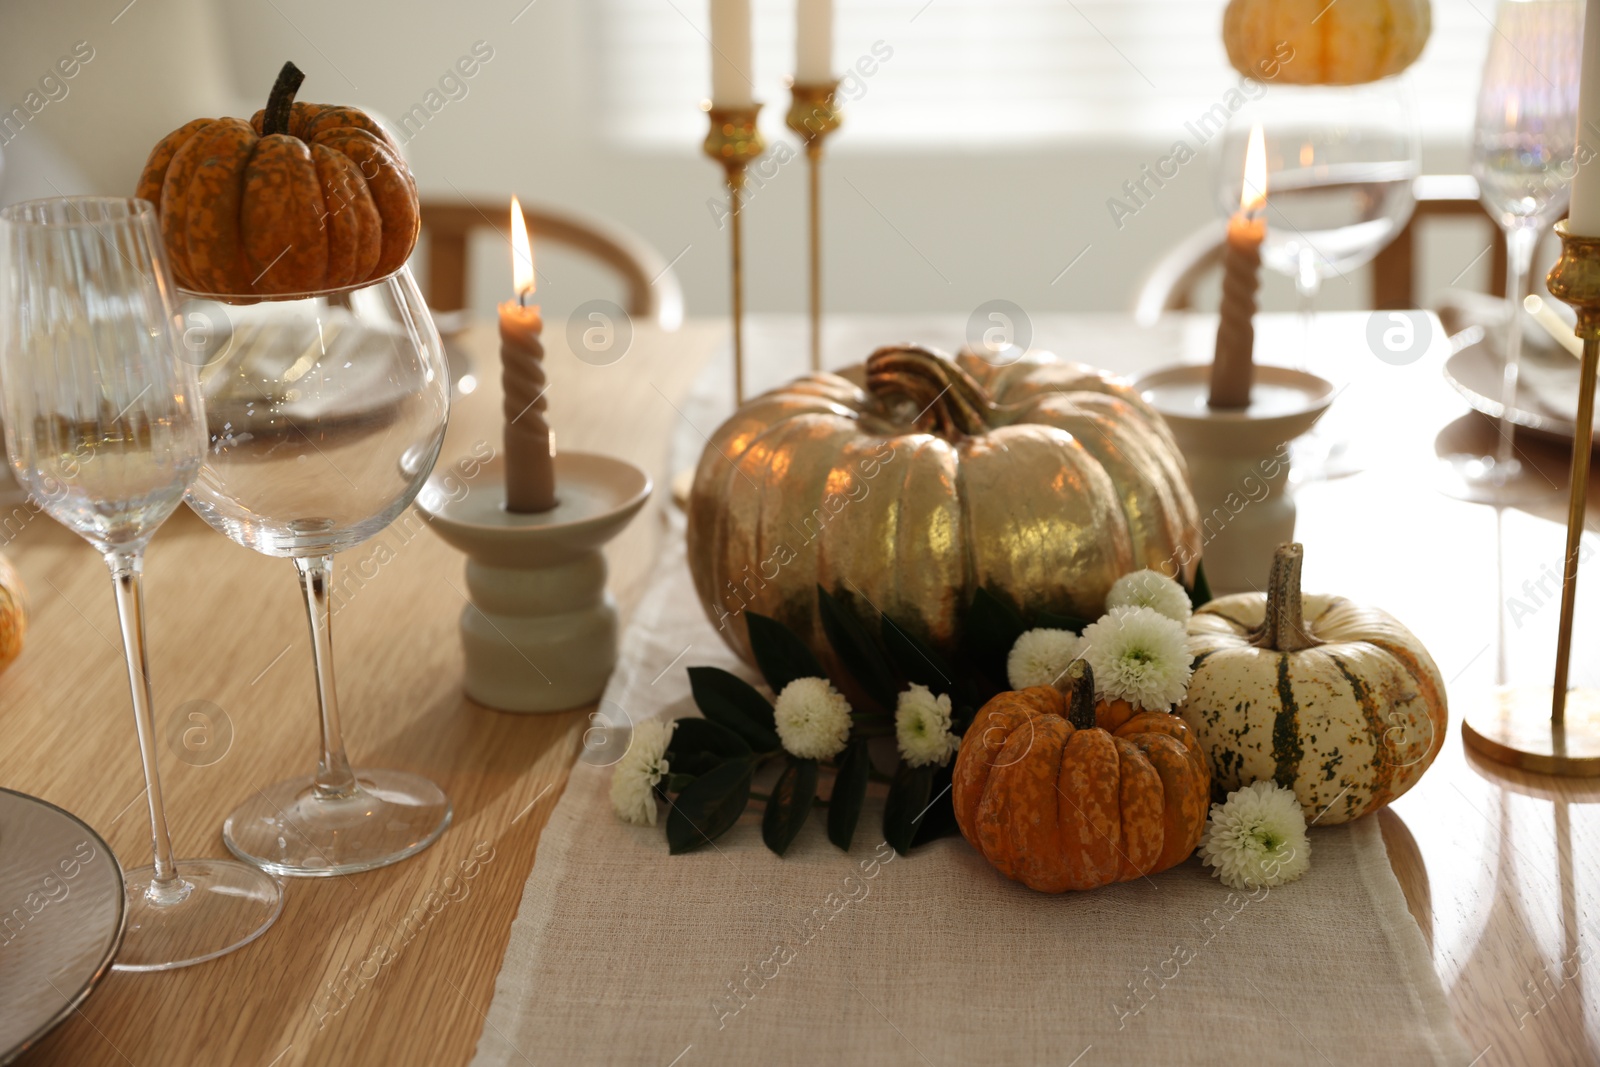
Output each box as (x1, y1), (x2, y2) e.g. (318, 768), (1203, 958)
(1223, 0), (1431, 85)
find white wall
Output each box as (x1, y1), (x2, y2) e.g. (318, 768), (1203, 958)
(0, 0), (1488, 327)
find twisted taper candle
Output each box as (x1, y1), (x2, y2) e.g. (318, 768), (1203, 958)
(500, 299), (557, 513)
(1210, 218), (1262, 409)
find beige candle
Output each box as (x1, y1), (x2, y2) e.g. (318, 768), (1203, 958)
(1210, 123), (1267, 410)
(501, 196), (557, 513)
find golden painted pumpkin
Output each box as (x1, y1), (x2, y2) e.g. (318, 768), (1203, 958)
(135, 61), (418, 296)
(0, 551), (26, 670)
(1179, 542), (1447, 824)
(686, 344), (1200, 671)
(953, 661), (1210, 892)
(1223, 0), (1431, 85)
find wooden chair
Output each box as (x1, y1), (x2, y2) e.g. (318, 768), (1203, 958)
(1133, 175), (1507, 324)
(417, 200), (684, 329)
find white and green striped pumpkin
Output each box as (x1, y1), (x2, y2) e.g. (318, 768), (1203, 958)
(1178, 543), (1447, 825)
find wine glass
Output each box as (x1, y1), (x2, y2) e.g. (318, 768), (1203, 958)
(179, 266), (451, 877)
(1447, 0), (1581, 501)
(0, 196), (283, 969)
(1216, 78), (1420, 476)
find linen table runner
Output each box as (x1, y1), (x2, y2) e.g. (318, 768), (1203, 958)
(470, 521), (1470, 1067)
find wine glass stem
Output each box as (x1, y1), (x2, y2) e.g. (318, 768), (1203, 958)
(104, 548), (185, 904)
(295, 555), (358, 799)
(1296, 251), (1321, 373)
(1497, 224), (1538, 469)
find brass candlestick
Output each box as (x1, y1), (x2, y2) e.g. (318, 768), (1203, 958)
(785, 80), (842, 373)
(702, 103), (766, 404)
(1463, 219), (1600, 776)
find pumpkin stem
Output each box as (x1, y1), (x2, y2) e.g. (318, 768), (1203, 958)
(1250, 542), (1322, 652)
(1063, 659), (1097, 731)
(262, 61), (305, 138)
(865, 345), (994, 439)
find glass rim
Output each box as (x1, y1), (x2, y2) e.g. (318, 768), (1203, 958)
(0, 195), (156, 228)
(175, 263), (414, 305)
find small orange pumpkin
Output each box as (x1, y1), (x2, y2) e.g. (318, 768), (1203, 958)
(135, 61), (418, 297)
(953, 660), (1210, 892)
(0, 551), (25, 671)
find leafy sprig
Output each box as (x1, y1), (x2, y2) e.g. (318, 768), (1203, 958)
(658, 563), (1212, 857)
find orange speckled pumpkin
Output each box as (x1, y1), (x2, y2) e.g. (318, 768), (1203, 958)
(135, 62), (417, 297)
(953, 661), (1209, 892)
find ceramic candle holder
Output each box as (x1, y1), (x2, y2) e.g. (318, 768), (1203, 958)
(419, 452), (651, 713)
(1135, 364), (1334, 596)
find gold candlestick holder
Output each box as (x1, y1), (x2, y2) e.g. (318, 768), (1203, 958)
(785, 81), (842, 374)
(1463, 219), (1600, 775)
(702, 103), (766, 404)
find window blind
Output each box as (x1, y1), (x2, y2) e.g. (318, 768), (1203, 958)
(592, 0), (1494, 148)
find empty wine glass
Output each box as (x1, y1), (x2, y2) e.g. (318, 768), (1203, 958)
(1447, 0), (1581, 501)
(0, 196), (283, 970)
(178, 265), (451, 877)
(1216, 78), (1420, 477)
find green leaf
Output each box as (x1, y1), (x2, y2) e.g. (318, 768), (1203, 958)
(667, 716), (752, 777)
(882, 761), (936, 856)
(911, 766), (959, 846)
(688, 667), (781, 751)
(1035, 609), (1092, 634)
(688, 668), (777, 731)
(959, 587), (1028, 702)
(667, 758), (753, 854)
(1189, 560), (1213, 608)
(880, 614), (955, 696)
(826, 738), (872, 850)
(663, 773), (697, 793)
(950, 703), (978, 737)
(963, 587), (1027, 677)
(745, 611), (825, 693)
(817, 585), (898, 709)
(761, 756), (819, 856)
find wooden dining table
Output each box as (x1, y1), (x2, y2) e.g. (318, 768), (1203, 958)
(5, 310), (1598, 1066)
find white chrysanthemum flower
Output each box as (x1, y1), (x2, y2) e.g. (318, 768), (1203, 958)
(1007, 628), (1081, 689)
(1199, 780), (1311, 890)
(1106, 568), (1192, 623)
(773, 676), (852, 759)
(895, 684), (960, 767)
(609, 718), (676, 827)
(1077, 605), (1192, 711)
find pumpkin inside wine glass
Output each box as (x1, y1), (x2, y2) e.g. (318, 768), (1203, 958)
(686, 344), (1201, 674)
(134, 61), (418, 297)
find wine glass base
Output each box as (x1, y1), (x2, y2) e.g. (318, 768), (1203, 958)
(1436, 453), (1558, 505)
(113, 858), (283, 972)
(223, 769), (452, 878)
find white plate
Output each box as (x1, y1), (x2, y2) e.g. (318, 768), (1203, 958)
(0, 789), (125, 1064)
(1443, 330), (1597, 447)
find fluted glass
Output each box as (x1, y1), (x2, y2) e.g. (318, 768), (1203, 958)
(0, 196), (282, 970)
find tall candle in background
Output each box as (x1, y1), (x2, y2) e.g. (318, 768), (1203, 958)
(500, 196), (557, 514)
(1210, 123), (1267, 410)
(711, 0), (754, 108)
(1571, 0), (1600, 234)
(796, 0), (834, 83)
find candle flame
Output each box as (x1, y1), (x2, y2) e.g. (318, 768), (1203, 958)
(1241, 122), (1267, 214)
(510, 195), (535, 299)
